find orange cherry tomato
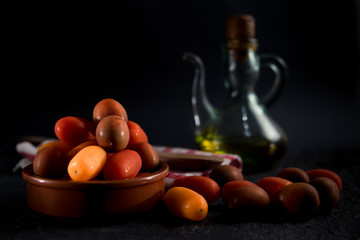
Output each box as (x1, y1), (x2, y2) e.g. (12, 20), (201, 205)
(221, 180), (258, 204)
(65, 140), (98, 160)
(306, 169), (342, 192)
(67, 145), (107, 181)
(36, 140), (72, 154)
(103, 149), (142, 180)
(172, 176), (220, 203)
(165, 187), (208, 221)
(55, 116), (96, 146)
(257, 176), (292, 203)
(127, 121), (148, 148)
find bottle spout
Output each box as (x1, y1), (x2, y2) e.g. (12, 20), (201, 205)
(183, 52), (216, 134)
(183, 52), (203, 66)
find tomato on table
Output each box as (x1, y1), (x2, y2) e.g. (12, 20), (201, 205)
(257, 176), (292, 203)
(172, 176), (220, 203)
(227, 185), (270, 210)
(209, 165), (243, 187)
(165, 187), (208, 221)
(221, 180), (258, 204)
(306, 169), (342, 192)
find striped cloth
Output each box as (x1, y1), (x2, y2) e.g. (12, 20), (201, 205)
(153, 146), (242, 187)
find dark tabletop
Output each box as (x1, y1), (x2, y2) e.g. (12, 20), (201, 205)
(1, 148), (360, 240)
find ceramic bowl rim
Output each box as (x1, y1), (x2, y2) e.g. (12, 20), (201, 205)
(22, 161), (169, 190)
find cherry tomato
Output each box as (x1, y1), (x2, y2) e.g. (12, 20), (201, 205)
(310, 177), (340, 209)
(103, 149), (142, 180)
(228, 185), (270, 210)
(306, 169), (342, 192)
(257, 176), (292, 203)
(36, 140), (72, 154)
(172, 176), (220, 203)
(276, 183), (320, 215)
(55, 116), (96, 146)
(93, 98), (128, 125)
(276, 167), (310, 183)
(65, 140), (98, 160)
(221, 180), (258, 204)
(96, 115), (130, 152)
(67, 145), (107, 181)
(127, 121), (148, 148)
(130, 142), (159, 172)
(209, 165), (243, 188)
(165, 187), (208, 221)
(33, 146), (68, 178)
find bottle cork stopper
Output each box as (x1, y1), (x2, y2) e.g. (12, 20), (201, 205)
(226, 15), (255, 39)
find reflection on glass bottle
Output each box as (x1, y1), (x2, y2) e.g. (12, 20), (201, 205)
(184, 15), (288, 172)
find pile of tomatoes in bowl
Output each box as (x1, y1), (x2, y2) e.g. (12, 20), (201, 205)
(33, 98), (159, 181)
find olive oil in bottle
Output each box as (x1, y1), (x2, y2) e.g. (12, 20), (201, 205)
(186, 15), (288, 172)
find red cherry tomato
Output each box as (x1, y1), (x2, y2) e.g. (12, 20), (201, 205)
(257, 177), (292, 203)
(221, 180), (258, 204)
(103, 149), (142, 180)
(54, 116), (96, 146)
(228, 185), (270, 210)
(306, 169), (342, 192)
(127, 121), (148, 148)
(172, 176), (220, 203)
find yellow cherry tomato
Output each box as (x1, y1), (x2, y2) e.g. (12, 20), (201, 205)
(165, 187), (208, 221)
(67, 145), (106, 181)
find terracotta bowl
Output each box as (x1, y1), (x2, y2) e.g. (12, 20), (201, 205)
(22, 162), (169, 218)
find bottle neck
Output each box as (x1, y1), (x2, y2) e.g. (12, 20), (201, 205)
(224, 38), (259, 99)
(226, 38), (258, 56)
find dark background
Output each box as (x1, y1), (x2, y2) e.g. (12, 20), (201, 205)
(2, 0), (360, 156)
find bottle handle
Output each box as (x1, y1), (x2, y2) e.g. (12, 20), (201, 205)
(259, 54), (288, 108)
